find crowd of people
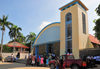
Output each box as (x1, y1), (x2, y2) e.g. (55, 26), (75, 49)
(26, 53), (65, 69)
(26, 53), (56, 66)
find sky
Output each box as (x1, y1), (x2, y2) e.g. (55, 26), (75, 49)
(0, 0), (100, 44)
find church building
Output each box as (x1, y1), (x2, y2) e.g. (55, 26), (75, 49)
(32, 0), (94, 59)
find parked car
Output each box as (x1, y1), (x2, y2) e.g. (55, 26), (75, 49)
(49, 54), (87, 69)
(86, 56), (96, 68)
(94, 56), (100, 64)
(4, 56), (16, 62)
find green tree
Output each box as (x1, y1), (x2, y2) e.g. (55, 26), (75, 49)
(0, 15), (13, 55)
(16, 33), (26, 43)
(9, 25), (22, 41)
(3, 45), (13, 53)
(9, 25), (22, 52)
(93, 4), (100, 40)
(26, 32), (36, 53)
(96, 4), (100, 16)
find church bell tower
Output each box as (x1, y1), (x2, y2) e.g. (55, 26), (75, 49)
(60, 0), (89, 59)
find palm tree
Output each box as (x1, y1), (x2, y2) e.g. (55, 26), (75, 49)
(17, 33), (26, 43)
(9, 25), (22, 41)
(26, 32), (36, 53)
(9, 25), (22, 52)
(0, 15), (13, 56)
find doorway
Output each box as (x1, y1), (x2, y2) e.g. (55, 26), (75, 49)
(48, 44), (53, 53)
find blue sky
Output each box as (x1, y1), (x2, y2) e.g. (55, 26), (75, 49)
(0, 0), (100, 44)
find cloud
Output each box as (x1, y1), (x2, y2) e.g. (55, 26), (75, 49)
(39, 21), (51, 30)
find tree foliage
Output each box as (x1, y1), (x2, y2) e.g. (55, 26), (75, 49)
(26, 32), (36, 43)
(93, 18), (100, 40)
(26, 32), (36, 53)
(93, 4), (100, 40)
(96, 4), (100, 16)
(0, 15), (13, 54)
(16, 33), (26, 43)
(0, 15), (36, 53)
(0, 15), (13, 31)
(2, 45), (13, 53)
(9, 25), (22, 41)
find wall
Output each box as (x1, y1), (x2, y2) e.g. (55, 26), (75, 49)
(77, 4), (89, 50)
(33, 42), (60, 56)
(38, 44), (46, 55)
(2, 53), (28, 59)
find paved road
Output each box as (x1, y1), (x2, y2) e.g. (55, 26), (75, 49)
(0, 61), (100, 69)
(88, 64), (100, 69)
(0, 62), (49, 69)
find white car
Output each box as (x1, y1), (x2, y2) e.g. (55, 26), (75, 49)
(4, 56), (16, 62)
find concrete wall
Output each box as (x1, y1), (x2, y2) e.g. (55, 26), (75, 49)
(77, 4), (89, 50)
(2, 53), (28, 59)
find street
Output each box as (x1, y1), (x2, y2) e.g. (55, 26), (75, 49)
(0, 62), (49, 69)
(0, 61), (100, 69)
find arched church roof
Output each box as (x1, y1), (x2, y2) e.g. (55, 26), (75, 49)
(33, 22), (60, 46)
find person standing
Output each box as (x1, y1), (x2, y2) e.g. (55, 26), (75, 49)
(46, 57), (49, 66)
(29, 53), (32, 65)
(40, 56), (44, 66)
(56, 57), (60, 69)
(11, 54), (14, 63)
(2, 57), (4, 62)
(37, 56), (39, 66)
(32, 54), (36, 66)
(43, 56), (46, 66)
(17, 52), (20, 58)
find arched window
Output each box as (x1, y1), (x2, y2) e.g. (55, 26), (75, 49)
(65, 12), (72, 38)
(66, 13), (72, 22)
(65, 12), (72, 54)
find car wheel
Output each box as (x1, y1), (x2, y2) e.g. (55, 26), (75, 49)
(50, 64), (55, 69)
(71, 65), (79, 69)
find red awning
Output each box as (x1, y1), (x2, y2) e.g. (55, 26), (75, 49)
(89, 34), (100, 45)
(6, 42), (29, 49)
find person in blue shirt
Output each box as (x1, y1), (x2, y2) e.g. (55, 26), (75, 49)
(46, 57), (49, 66)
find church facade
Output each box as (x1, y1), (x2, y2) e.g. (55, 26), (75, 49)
(32, 0), (93, 59)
